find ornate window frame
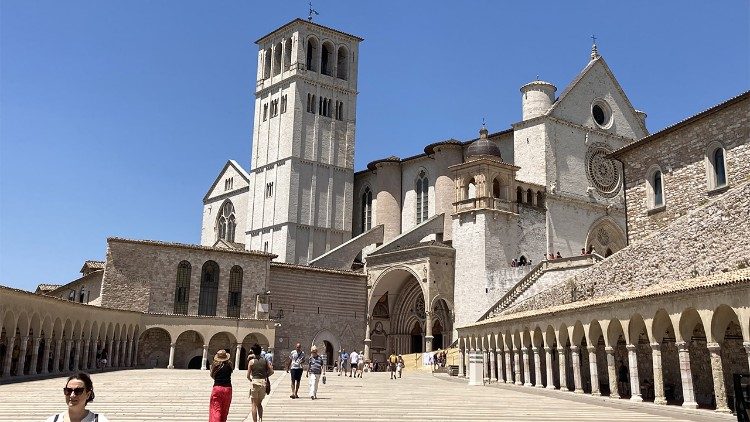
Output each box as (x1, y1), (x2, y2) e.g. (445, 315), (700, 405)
(645, 164), (665, 212)
(705, 141), (729, 192)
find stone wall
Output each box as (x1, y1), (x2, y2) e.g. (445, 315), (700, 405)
(506, 178), (750, 314)
(102, 238), (271, 317)
(268, 263), (366, 366)
(618, 95), (750, 243)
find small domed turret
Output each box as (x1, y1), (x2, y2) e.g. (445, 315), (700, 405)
(520, 80), (556, 120)
(466, 125), (502, 158)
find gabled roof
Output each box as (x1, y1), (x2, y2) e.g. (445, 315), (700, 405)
(80, 260), (105, 274)
(546, 56), (648, 135)
(212, 239), (246, 250)
(203, 160), (251, 202)
(611, 90), (750, 158)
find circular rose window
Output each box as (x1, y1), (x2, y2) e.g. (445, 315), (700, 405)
(586, 143), (621, 197)
(591, 100), (612, 128)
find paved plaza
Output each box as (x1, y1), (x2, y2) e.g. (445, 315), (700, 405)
(0, 369), (734, 421)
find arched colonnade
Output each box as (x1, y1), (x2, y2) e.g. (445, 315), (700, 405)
(457, 282), (749, 414)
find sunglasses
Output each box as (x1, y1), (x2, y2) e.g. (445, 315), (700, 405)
(63, 387), (87, 396)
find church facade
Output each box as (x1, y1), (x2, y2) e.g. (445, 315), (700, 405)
(1, 19), (747, 414)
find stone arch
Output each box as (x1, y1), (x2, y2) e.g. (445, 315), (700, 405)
(175, 330), (205, 369)
(336, 45), (348, 80)
(312, 329), (340, 366)
(305, 36), (319, 72)
(208, 331), (237, 357)
(138, 327), (171, 368)
(585, 216), (627, 257)
(320, 40), (334, 76)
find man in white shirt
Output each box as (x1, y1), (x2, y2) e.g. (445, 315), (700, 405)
(349, 350), (359, 378)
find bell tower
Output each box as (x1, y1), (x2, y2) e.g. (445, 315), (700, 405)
(246, 19), (363, 264)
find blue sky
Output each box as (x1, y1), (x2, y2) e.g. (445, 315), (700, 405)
(1, 1), (748, 291)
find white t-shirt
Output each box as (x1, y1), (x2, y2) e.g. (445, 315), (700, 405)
(46, 411), (109, 422)
(290, 349), (305, 369)
(350, 351), (359, 364)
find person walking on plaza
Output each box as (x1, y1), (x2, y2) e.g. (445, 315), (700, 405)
(306, 346), (325, 399)
(388, 352), (398, 379)
(246, 343), (274, 422)
(397, 355), (404, 378)
(356, 351), (365, 377)
(349, 349), (359, 377)
(287, 343), (305, 399)
(208, 349), (233, 422)
(338, 349), (349, 376)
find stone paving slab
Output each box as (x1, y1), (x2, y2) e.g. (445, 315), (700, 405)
(0, 369), (733, 421)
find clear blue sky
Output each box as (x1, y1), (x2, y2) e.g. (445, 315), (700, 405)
(1, 1), (748, 291)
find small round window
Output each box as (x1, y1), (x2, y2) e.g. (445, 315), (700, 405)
(591, 100), (612, 128)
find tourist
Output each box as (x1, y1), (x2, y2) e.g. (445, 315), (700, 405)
(556, 251), (562, 259)
(338, 348), (349, 376)
(356, 351), (365, 377)
(349, 349), (359, 377)
(246, 343), (273, 422)
(388, 352), (398, 379)
(287, 343), (304, 398)
(306, 345), (325, 399)
(548, 253), (555, 260)
(100, 349), (107, 369)
(581, 248), (587, 255)
(617, 361), (629, 397)
(208, 349), (233, 422)
(511, 258), (517, 267)
(397, 355), (404, 378)
(46, 372), (109, 422)
(518, 256), (527, 266)
(264, 348), (274, 366)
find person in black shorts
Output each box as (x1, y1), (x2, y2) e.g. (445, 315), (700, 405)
(287, 343), (305, 399)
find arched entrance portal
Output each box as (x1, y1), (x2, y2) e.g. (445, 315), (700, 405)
(368, 267), (453, 361)
(323, 340), (334, 368)
(188, 355), (202, 369)
(586, 218), (626, 257)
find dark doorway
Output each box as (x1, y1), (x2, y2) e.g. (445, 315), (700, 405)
(188, 355), (202, 369)
(433, 320), (443, 350)
(410, 322), (423, 354)
(323, 340), (334, 369)
(239, 347), (247, 370)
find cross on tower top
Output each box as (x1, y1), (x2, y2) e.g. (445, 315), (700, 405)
(590, 34), (600, 60)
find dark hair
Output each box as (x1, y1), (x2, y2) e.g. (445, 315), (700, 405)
(250, 343), (262, 357)
(66, 372), (95, 403)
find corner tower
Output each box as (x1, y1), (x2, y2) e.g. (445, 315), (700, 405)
(247, 19), (362, 264)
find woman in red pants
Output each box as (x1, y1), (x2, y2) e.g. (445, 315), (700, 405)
(209, 349), (234, 422)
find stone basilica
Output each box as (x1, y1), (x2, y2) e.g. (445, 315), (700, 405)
(2, 17), (748, 415)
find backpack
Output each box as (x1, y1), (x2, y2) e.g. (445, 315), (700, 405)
(389, 355), (397, 364)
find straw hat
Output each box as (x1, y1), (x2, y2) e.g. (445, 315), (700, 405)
(310, 345), (318, 352)
(214, 350), (230, 362)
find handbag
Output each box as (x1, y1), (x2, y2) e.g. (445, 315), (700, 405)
(265, 377), (271, 394)
(322, 374), (326, 384)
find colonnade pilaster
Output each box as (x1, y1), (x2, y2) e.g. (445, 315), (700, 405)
(458, 346), (465, 377)
(513, 347), (522, 385)
(504, 349), (512, 383)
(17, 337), (29, 376)
(41, 337), (51, 374)
(532, 347), (543, 387)
(587, 346), (600, 395)
(707, 343), (729, 413)
(29, 337), (41, 375)
(571, 345), (583, 393)
(201, 344), (209, 370)
(522, 347), (532, 387)
(544, 347), (554, 389)
(558, 348), (567, 391)
(650, 343), (666, 405)
(489, 348), (497, 382)
(626, 344), (642, 401)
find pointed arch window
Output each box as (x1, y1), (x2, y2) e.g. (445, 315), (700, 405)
(416, 170), (429, 224)
(217, 201), (236, 243)
(174, 261), (191, 315)
(227, 266), (243, 318)
(336, 46), (348, 80)
(306, 38), (317, 72)
(712, 147), (727, 188)
(361, 187), (372, 232)
(198, 261), (219, 316)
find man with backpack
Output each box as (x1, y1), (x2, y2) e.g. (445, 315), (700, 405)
(338, 349), (349, 376)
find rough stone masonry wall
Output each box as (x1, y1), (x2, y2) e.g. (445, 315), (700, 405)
(268, 264), (366, 366)
(620, 96), (750, 243)
(507, 178), (750, 314)
(102, 239), (270, 317)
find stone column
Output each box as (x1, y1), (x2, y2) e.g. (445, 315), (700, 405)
(504, 349), (512, 383)
(532, 347), (543, 387)
(588, 346), (600, 395)
(64, 339), (73, 372)
(707, 343), (729, 413)
(41, 337), (51, 374)
(29, 337), (41, 375)
(650, 343), (666, 405)
(571, 345), (583, 393)
(626, 344), (642, 401)
(424, 311), (433, 353)
(676, 341), (697, 408)
(458, 344), (465, 377)
(490, 349), (498, 382)
(117, 340), (124, 367)
(81, 339), (91, 370)
(235, 343), (243, 370)
(17, 336), (29, 376)
(558, 348), (567, 391)
(513, 348), (522, 385)
(74, 339), (82, 370)
(1, 336), (14, 377)
(201, 345), (209, 370)
(167, 343), (176, 369)
(54, 339), (63, 373)
(107, 338), (114, 367)
(363, 319), (371, 360)
(605, 346), (618, 398)
(544, 347), (555, 389)
(522, 347), (532, 387)
(132, 338), (140, 368)
(124, 340), (131, 368)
